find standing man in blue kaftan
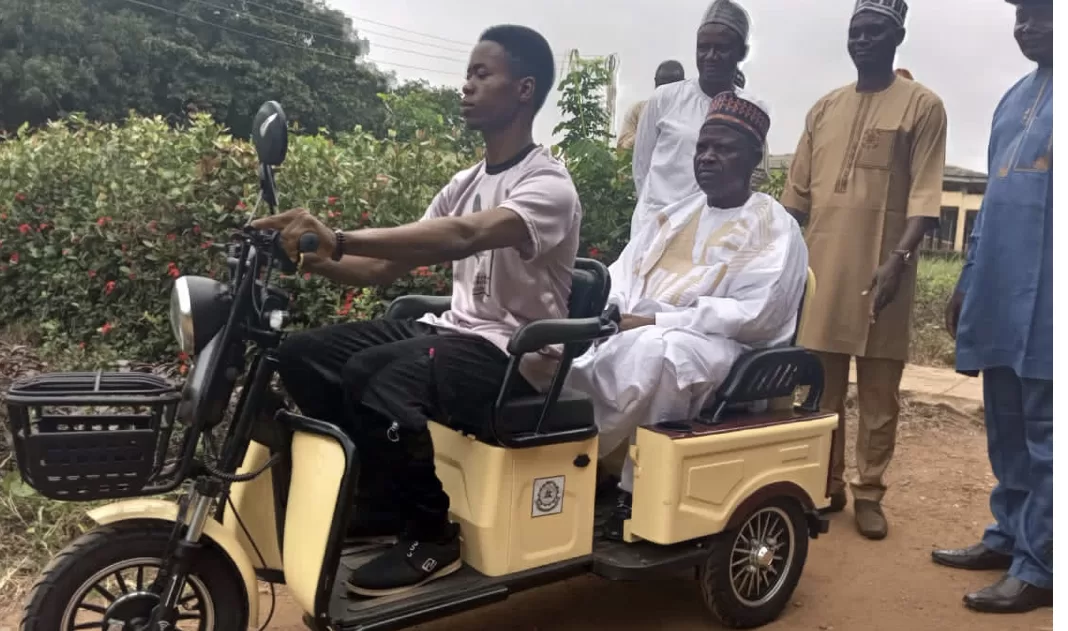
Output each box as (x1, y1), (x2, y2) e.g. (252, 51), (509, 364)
(931, 0), (1053, 615)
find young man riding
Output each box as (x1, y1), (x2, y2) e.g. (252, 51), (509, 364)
(569, 92), (808, 539)
(252, 25), (581, 597)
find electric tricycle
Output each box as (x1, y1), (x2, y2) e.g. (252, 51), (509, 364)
(4, 102), (836, 630)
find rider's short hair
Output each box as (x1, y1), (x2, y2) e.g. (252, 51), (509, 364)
(479, 25), (556, 114)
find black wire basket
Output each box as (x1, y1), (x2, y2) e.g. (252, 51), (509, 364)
(4, 371), (185, 501)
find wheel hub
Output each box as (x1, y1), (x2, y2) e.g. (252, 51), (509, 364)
(751, 544), (775, 569)
(102, 592), (159, 629)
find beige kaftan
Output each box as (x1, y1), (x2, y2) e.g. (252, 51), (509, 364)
(781, 77), (947, 361)
(617, 100), (647, 150)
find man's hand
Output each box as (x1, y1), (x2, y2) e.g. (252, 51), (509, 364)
(864, 256), (906, 322)
(619, 314), (655, 331)
(250, 208), (335, 262)
(944, 290), (965, 340)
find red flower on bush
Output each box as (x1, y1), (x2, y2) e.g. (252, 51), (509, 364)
(96, 216), (111, 226)
(167, 262), (180, 278)
(201, 240), (213, 249)
(18, 223), (30, 235)
(105, 281), (116, 295)
(78, 342), (86, 350)
(99, 322), (113, 335)
(14, 192), (26, 202)
(88, 270), (97, 279)
(9, 252), (18, 264)
(361, 212), (371, 223)
(338, 290), (355, 316)
(179, 364), (189, 376)
(236, 201), (247, 210)
(148, 220), (158, 232)
(178, 351), (189, 362)
(328, 196), (339, 205)
(38, 223), (48, 231)
(167, 233), (176, 242)
(303, 272), (312, 281)
(588, 247), (600, 258)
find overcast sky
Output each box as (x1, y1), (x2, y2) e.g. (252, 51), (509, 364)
(333, 0), (1035, 173)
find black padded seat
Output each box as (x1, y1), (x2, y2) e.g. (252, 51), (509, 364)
(446, 389), (596, 444)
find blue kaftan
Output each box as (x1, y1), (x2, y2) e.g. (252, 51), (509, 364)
(955, 67), (1053, 589)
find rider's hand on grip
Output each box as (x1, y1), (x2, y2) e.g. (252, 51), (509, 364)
(251, 208), (335, 263)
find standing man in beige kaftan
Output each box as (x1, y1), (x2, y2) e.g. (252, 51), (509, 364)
(780, 0), (946, 540)
(617, 61), (686, 150)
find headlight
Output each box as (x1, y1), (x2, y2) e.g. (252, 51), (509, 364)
(170, 277), (195, 354)
(169, 276), (231, 357)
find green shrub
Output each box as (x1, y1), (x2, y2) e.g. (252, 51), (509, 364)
(0, 113), (469, 362)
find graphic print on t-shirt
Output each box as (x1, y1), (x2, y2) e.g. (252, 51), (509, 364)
(470, 192), (493, 299)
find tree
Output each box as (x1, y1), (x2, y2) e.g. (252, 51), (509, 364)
(552, 52), (614, 151)
(0, 0), (393, 138)
(380, 81), (480, 152)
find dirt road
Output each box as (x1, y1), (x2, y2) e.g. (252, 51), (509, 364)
(263, 396), (1054, 631)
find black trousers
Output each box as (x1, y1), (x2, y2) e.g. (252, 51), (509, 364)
(276, 318), (529, 538)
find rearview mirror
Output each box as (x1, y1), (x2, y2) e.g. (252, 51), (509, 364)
(251, 101), (288, 167)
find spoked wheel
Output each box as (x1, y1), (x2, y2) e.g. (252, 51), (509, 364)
(59, 558), (213, 630)
(700, 498), (809, 629)
(21, 521), (249, 631)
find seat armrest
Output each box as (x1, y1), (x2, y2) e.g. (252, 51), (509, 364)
(384, 295), (452, 321)
(506, 317), (617, 356)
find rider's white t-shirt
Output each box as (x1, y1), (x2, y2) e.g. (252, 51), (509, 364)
(418, 145), (582, 390)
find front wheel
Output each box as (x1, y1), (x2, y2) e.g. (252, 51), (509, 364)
(20, 520), (249, 631)
(700, 498), (809, 629)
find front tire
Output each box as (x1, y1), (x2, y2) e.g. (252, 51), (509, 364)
(700, 498), (809, 629)
(21, 520), (249, 631)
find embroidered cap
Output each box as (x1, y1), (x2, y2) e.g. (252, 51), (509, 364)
(701, 0), (751, 42)
(704, 91), (770, 146)
(853, 0), (908, 27)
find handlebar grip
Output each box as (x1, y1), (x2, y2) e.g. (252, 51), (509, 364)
(298, 232), (320, 254)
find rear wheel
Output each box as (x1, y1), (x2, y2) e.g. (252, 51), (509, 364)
(700, 498), (809, 629)
(21, 520), (249, 631)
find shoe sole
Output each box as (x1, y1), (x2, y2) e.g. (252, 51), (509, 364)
(932, 556), (1013, 571)
(345, 559), (464, 598)
(963, 598), (1053, 614)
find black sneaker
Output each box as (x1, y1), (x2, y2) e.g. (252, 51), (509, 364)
(345, 522), (463, 597)
(604, 491), (632, 542)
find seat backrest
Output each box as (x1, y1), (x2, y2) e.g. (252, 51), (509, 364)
(562, 258), (611, 357)
(568, 257), (610, 320)
(789, 267), (817, 346)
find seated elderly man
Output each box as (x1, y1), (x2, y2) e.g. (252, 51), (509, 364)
(568, 92), (808, 539)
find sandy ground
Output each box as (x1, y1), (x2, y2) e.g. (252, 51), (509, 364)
(260, 394), (1053, 631)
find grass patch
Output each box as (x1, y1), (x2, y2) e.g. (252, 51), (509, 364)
(910, 254), (963, 368)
